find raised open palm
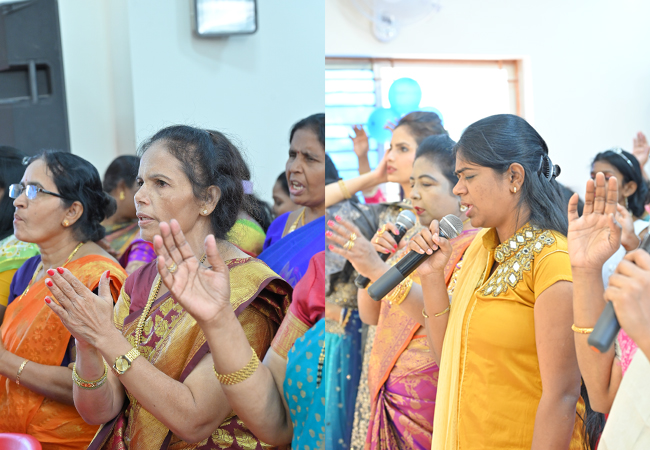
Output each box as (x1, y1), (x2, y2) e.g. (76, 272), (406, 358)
(567, 173), (622, 270)
(154, 220), (231, 326)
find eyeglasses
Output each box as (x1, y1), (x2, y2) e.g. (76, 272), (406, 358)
(8, 184), (68, 200)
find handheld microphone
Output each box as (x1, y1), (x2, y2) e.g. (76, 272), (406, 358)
(588, 233), (650, 352)
(355, 210), (417, 290)
(368, 214), (464, 301)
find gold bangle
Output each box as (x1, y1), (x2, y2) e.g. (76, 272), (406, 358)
(571, 324), (594, 334)
(214, 347), (260, 385)
(338, 180), (352, 199)
(385, 277), (413, 306)
(72, 360), (109, 390)
(422, 309), (429, 319)
(16, 359), (29, 386)
(434, 305), (451, 317)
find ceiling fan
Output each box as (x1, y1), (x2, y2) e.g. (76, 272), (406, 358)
(351, 0), (440, 42)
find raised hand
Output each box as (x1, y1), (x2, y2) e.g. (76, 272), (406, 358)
(327, 216), (384, 279)
(349, 125), (369, 158)
(567, 173), (622, 271)
(45, 269), (116, 348)
(616, 203), (640, 251)
(408, 219), (452, 277)
(632, 131), (649, 168)
(154, 220), (231, 327)
(605, 249), (650, 348)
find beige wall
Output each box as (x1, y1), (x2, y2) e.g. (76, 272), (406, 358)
(58, 0), (324, 202)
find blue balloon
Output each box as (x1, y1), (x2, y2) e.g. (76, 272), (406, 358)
(420, 106), (444, 125)
(388, 78), (422, 115)
(366, 107), (398, 142)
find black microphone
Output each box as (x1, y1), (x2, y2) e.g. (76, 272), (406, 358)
(588, 233), (650, 352)
(368, 214), (464, 301)
(355, 210), (417, 290)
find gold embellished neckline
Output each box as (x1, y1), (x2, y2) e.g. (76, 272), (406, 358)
(480, 225), (556, 297)
(494, 224), (551, 263)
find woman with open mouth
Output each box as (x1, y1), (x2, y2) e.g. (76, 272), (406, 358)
(258, 113), (326, 288)
(327, 134), (478, 449)
(409, 114), (596, 449)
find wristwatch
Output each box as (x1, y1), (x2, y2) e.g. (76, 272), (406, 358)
(113, 348), (141, 375)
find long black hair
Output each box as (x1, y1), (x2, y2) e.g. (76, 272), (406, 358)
(592, 148), (647, 218)
(453, 114), (568, 235)
(27, 150), (116, 242)
(0, 147), (27, 241)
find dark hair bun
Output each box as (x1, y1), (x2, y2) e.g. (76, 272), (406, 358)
(27, 150), (115, 242)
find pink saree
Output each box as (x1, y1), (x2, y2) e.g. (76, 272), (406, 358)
(366, 229), (478, 449)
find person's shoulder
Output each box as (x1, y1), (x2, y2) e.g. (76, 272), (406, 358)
(537, 228), (568, 255)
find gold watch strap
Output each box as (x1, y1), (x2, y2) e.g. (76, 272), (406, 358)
(113, 347), (141, 375)
(124, 347), (141, 363)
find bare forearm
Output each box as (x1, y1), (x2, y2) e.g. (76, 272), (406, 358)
(357, 154), (371, 175)
(396, 283), (426, 327)
(0, 349), (74, 404)
(531, 394), (579, 450)
(325, 172), (380, 208)
(571, 268), (619, 412)
(420, 272), (450, 363)
(73, 343), (125, 424)
(203, 312), (293, 445)
(94, 332), (228, 442)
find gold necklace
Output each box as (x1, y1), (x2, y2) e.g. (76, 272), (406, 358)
(20, 241), (85, 302)
(287, 207), (306, 234)
(133, 253), (208, 347)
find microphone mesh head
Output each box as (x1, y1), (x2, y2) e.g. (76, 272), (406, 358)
(395, 210), (417, 230)
(440, 214), (464, 239)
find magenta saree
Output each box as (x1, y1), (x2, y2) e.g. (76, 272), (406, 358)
(365, 229), (478, 449)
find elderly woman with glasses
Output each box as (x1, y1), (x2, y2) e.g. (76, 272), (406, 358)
(0, 151), (127, 449)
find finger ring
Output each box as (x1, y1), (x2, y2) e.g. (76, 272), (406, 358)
(349, 232), (357, 241)
(168, 262), (178, 273)
(377, 225), (387, 236)
(344, 239), (355, 251)
(374, 236), (380, 244)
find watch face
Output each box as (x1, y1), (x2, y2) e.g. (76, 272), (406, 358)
(115, 357), (130, 373)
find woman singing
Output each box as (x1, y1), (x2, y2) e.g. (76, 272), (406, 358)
(410, 114), (589, 449)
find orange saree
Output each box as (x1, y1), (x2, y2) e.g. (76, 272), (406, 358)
(366, 229), (478, 449)
(0, 255), (126, 450)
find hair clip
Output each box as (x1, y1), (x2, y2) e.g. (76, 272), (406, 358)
(606, 147), (634, 168)
(538, 154), (561, 181)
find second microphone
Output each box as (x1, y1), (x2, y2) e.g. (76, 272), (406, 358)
(354, 210), (417, 290)
(368, 214), (464, 301)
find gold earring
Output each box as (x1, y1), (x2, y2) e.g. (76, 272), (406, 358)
(513, 187), (517, 193)
(63, 219), (69, 227)
(119, 191), (125, 201)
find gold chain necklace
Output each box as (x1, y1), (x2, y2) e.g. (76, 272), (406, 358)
(133, 253), (208, 347)
(20, 241), (85, 302)
(287, 207), (306, 234)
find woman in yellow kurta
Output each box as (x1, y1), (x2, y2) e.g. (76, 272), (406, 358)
(409, 114), (593, 449)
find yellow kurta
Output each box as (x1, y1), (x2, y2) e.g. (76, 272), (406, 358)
(433, 224), (584, 449)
